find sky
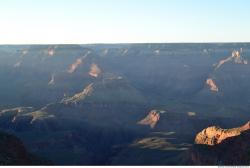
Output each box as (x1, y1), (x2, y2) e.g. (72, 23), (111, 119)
(0, 0), (250, 44)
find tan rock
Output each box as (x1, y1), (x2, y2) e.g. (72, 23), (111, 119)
(195, 121), (250, 146)
(206, 78), (219, 92)
(89, 63), (102, 78)
(68, 58), (83, 73)
(62, 83), (94, 104)
(215, 49), (248, 69)
(138, 110), (160, 128)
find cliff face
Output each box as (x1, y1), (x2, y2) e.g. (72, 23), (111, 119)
(195, 121), (250, 146)
(187, 129), (250, 165)
(184, 121), (250, 165)
(0, 131), (49, 165)
(1, 44), (250, 165)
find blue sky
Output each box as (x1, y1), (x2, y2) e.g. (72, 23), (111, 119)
(0, 0), (250, 44)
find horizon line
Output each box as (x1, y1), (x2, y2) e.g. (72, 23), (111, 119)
(1, 42), (250, 45)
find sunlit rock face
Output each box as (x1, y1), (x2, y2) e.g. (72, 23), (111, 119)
(68, 58), (83, 73)
(215, 49), (248, 69)
(2, 44), (250, 165)
(206, 78), (219, 92)
(138, 110), (160, 128)
(89, 63), (102, 78)
(195, 121), (250, 146)
(0, 107), (34, 114)
(67, 51), (90, 73)
(47, 46), (58, 56)
(131, 137), (176, 150)
(48, 49), (55, 56)
(0, 107), (34, 123)
(62, 83), (94, 104)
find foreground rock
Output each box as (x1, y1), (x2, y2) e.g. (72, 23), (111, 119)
(186, 129), (250, 165)
(0, 131), (50, 165)
(195, 121), (250, 145)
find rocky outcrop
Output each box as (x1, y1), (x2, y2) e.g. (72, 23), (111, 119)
(138, 110), (160, 128)
(68, 58), (83, 73)
(0, 106), (55, 124)
(67, 51), (90, 73)
(0, 107), (34, 123)
(23, 110), (55, 124)
(89, 64), (101, 78)
(48, 49), (54, 56)
(0, 107), (34, 114)
(47, 46), (57, 57)
(215, 49), (248, 70)
(187, 129), (250, 165)
(195, 121), (250, 146)
(62, 83), (94, 104)
(130, 137), (176, 151)
(206, 78), (219, 92)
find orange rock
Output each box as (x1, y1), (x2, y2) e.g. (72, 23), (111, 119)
(138, 110), (160, 128)
(195, 121), (250, 146)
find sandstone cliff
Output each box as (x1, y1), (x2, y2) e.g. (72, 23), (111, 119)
(195, 121), (250, 146)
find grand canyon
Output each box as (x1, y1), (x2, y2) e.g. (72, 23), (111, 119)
(0, 43), (250, 165)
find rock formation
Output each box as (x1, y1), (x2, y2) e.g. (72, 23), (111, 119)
(206, 78), (219, 92)
(68, 51), (90, 73)
(68, 58), (84, 73)
(48, 49), (55, 56)
(138, 110), (160, 128)
(187, 128), (250, 165)
(195, 121), (250, 146)
(0, 107), (34, 115)
(89, 63), (101, 78)
(215, 49), (248, 69)
(62, 83), (94, 104)
(47, 46), (57, 57)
